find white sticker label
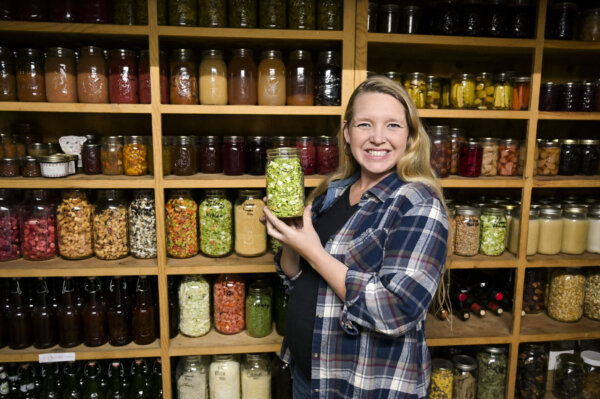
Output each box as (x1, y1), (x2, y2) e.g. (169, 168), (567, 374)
(38, 353), (76, 363)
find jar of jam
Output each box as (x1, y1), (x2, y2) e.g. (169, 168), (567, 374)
(428, 126), (451, 178)
(581, 81), (597, 112)
(49, 0), (78, 22)
(458, 139), (482, 177)
(228, 0), (257, 28)
(199, 49), (227, 105)
(44, 47), (77, 103)
(199, 189), (232, 257)
(228, 48), (257, 105)
(0, 47), (16, 101)
(77, 46), (109, 103)
(554, 353), (584, 398)
(461, 0), (485, 36)
(213, 274), (245, 334)
(582, 350), (600, 398)
(168, 0), (197, 26)
(16, 48), (45, 102)
(123, 135), (148, 176)
(0, 189), (20, 261)
(558, 82), (582, 112)
(317, 135), (338, 174)
(296, 136), (316, 175)
(57, 190), (94, 260)
(80, 0), (111, 23)
(288, 0), (315, 29)
(101, 136), (124, 175)
(198, 136), (221, 174)
(0, 157), (19, 177)
(539, 82), (559, 111)
(258, 50), (285, 105)
(222, 136), (246, 175)
(434, 0), (460, 35)
(517, 343), (548, 399)
(82, 142), (102, 175)
(246, 136), (267, 175)
(172, 136), (197, 176)
(449, 128), (465, 175)
(403, 72), (426, 108)
(558, 139), (580, 175)
(109, 49), (138, 104)
(314, 50), (340, 106)
(509, 0), (534, 38)
(235, 189), (266, 257)
(259, 0), (286, 28)
(170, 49), (198, 104)
(93, 189), (129, 260)
(20, 156), (40, 177)
(548, 2), (577, 40)
(166, 190), (198, 258)
(451, 73), (475, 109)
(512, 76), (530, 110)
(580, 139), (599, 175)
(488, 0), (509, 37)
(287, 50), (314, 106)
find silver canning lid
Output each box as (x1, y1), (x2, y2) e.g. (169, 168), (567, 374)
(513, 76), (531, 83)
(483, 206), (506, 215)
(560, 139), (579, 145)
(481, 137), (499, 144)
(499, 138), (518, 145)
(202, 49), (223, 57)
(539, 207), (561, 216)
(590, 206), (600, 217)
(38, 154), (70, 163)
(581, 139), (600, 146)
(484, 346), (505, 354)
(452, 355), (477, 372)
(428, 125), (450, 135)
(563, 205), (588, 215)
(456, 206), (480, 216)
(261, 50), (282, 60)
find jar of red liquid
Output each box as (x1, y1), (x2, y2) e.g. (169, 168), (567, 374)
(20, 189), (57, 261)
(296, 136), (316, 175)
(246, 136), (267, 175)
(270, 136), (292, 149)
(198, 136), (221, 174)
(317, 136), (338, 174)
(0, 189), (20, 261)
(222, 136), (246, 175)
(49, 0), (78, 22)
(80, 0), (111, 23)
(138, 50), (168, 104)
(286, 50), (314, 106)
(228, 48), (257, 105)
(109, 49), (138, 104)
(458, 138), (483, 177)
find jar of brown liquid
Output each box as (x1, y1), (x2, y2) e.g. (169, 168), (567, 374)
(45, 47), (77, 103)
(0, 46), (16, 101)
(16, 48), (46, 102)
(77, 46), (109, 103)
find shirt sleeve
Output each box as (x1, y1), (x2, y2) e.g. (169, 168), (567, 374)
(340, 186), (448, 337)
(274, 248), (302, 292)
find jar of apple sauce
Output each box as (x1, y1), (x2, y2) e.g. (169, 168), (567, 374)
(16, 48), (46, 102)
(77, 46), (109, 103)
(45, 47), (77, 103)
(561, 206), (589, 255)
(199, 49), (227, 105)
(258, 50), (285, 106)
(537, 207), (563, 255)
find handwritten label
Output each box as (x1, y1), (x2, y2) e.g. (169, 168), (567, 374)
(38, 353), (76, 363)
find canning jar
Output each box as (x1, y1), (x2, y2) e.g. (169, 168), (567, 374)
(558, 82), (582, 112)
(581, 81), (597, 112)
(458, 139), (482, 177)
(246, 284), (272, 338)
(318, 0), (341, 30)
(425, 76), (441, 109)
(266, 147), (304, 218)
(434, 0), (460, 35)
(580, 139), (599, 175)
(81, 142), (101, 175)
(129, 190), (157, 259)
(579, 8), (600, 41)
(497, 138), (519, 176)
(509, 0), (534, 38)
(199, 49), (227, 105)
(20, 156), (40, 177)
(17, 1), (46, 20)
(461, 0), (485, 36)
(228, 48), (257, 105)
(296, 136), (316, 175)
(101, 136), (124, 175)
(522, 268), (544, 314)
(512, 76), (530, 110)
(536, 140), (560, 176)
(451, 73), (475, 109)
(538, 207), (563, 255)
(539, 82), (559, 111)
(80, 0), (110, 23)
(561, 206), (589, 255)
(523, 208), (540, 256)
(492, 72), (512, 110)
(454, 206), (480, 256)
(166, 189), (198, 258)
(222, 136), (246, 175)
(287, 50), (314, 106)
(480, 137), (499, 176)
(0, 189), (20, 261)
(479, 206), (506, 256)
(77, 46), (108, 103)
(583, 268), (600, 321)
(229, 0), (257, 28)
(0, 47), (15, 101)
(169, 0), (197, 26)
(517, 343), (548, 399)
(547, 268), (585, 323)
(199, 136), (222, 174)
(57, 190), (93, 260)
(398, 5), (421, 33)
(49, 0), (78, 22)
(488, 0), (509, 36)
(93, 189), (129, 260)
(170, 49), (198, 104)
(258, 50), (285, 105)
(0, 157), (18, 177)
(430, 358), (453, 399)
(172, 136), (197, 176)
(16, 48), (45, 102)
(288, 0), (315, 29)
(179, 275), (210, 337)
(367, 2), (377, 32)
(209, 354), (241, 397)
(198, 0), (226, 26)
(582, 350), (600, 399)
(161, 136), (172, 175)
(259, 0), (285, 28)
(177, 356), (209, 399)
(558, 139), (580, 175)
(213, 274), (245, 334)
(138, 50), (168, 104)
(246, 136), (267, 175)
(242, 353), (271, 397)
(0, 1), (12, 20)
(199, 189), (232, 257)
(43, 47), (76, 103)
(123, 136), (148, 176)
(428, 125), (451, 178)
(109, 49), (138, 104)
(270, 136), (292, 149)
(554, 353), (584, 398)
(403, 72), (426, 108)
(449, 128), (465, 175)
(317, 135), (338, 174)
(20, 190), (56, 261)
(476, 346), (507, 399)
(548, 2), (577, 40)
(452, 354), (477, 399)
(235, 190), (266, 257)
(588, 206), (600, 253)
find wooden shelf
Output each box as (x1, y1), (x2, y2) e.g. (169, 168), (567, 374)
(167, 253), (276, 275)
(449, 252), (519, 269)
(160, 104), (343, 116)
(0, 102), (152, 114)
(538, 111), (600, 121)
(544, 39), (600, 52)
(526, 252), (600, 268)
(0, 174), (155, 189)
(426, 312), (513, 347)
(532, 176), (600, 188)
(0, 21), (150, 37)
(440, 176), (524, 188)
(163, 173), (326, 188)
(418, 109), (532, 119)
(169, 328), (283, 357)
(367, 33), (536, 50)
(157, 26), (344, 41)
(520, 312), (600, 342)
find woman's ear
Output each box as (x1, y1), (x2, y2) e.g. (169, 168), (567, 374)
(343, 121), (350, 145)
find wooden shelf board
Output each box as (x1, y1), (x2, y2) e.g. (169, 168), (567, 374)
(167, 253), (276, 275)
(158, 26), (344, 41)
(426, 312), (513, 347)
(418, 109), (532, 119)
(532, 176), (600, 188)
(169, 329), (283, 357)
(0, 21), (149, 36)
(440, 176), (524, 188)
(163, 173), (326, 188)
(0, 174), (155, 189)
(449, 252), (519, 269)
(538, 111), (600, 121)
(526, 252), (600, 267)
(0, 102), (152, 114)
(520, 312), (600, 342)
(0, 256), (158, 278)
(544, 40), (600, 52)
(160, 104), (343, 116)
(0, 340), (161, 363)
(367, 33), (536, 49)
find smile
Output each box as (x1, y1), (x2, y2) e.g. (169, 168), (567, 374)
(366, 150), (389, 157)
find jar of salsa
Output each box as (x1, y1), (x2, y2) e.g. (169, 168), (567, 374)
(259, 0), (286, 28)
(458, 139), (483, 177)
(80, 0), (111, 23)
(77, 46), (109, 103)
(228, 0), (257, 28)
(0, 47), (16, 101)
(296, 136), (316, 175)
(109, 49), (138, 104)
(316, 135), (338, 174)
(199, 136), (222, 174)
(82, 142), (102, 175)
(16, 48), (45, 102)
(166, 189), (198, 258)
(286, 50), (314, 106)
(222, 136), (246, 175)
(199, 49), (227, 105)
(169, 0), (196, 25)
(258, 50), (285, 105)
(170, 49), (198, 104)
(123, 135), (148, 176)
(246, 136), (267, 175)
(45, 47), (77, 103)
(228, 48), (257, 105)
(49, 0), (78, 22)
(315, 50), (341, 106)
(213, 274), (245, 334)
(101, 136), (124, 175)
(0, 189), (20, 261)
(172, 136), (197, 176)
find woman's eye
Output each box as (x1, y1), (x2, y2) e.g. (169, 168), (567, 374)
(388, 123), (403, 129)
(355, 123), (371, 129)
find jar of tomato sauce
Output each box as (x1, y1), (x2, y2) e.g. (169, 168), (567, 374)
(109, 49), (138, 104)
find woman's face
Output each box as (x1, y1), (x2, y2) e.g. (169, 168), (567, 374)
(343, 92), (409, 182)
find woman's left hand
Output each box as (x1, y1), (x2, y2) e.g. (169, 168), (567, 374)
(263, 205), (322, 260)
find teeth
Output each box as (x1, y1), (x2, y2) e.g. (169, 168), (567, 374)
(367, 150), (388, 156)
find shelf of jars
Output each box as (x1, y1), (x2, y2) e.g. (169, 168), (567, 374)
(525, 253), (600, 268)
(520, 312), (600, 343)
(449, 252), (519, 269)
(439, 176), (525, 189)
(169, 328), (282, 357)
(532, 176), (600, 188)
(166, 253), (276, 275)
(0, 174), (155, 189)
(0, 102), (153, 114)
(0, 21), (150, 37)
(417, 109), (532, 119)
(366, 33), (537, 50)
(162, 173), (326, 188)
(159, 104), (344, 116)
(157, 25), (345, 42)
(425, 311), (513, 347)
(537, 112), (600, 121)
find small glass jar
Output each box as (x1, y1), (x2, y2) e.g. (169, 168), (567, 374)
(0, 157), (19, 177)
(258, 50), (285, 106)
(479, 206), (506, 256)
(587, 206), (600, 254)
(209, 354), (240, 397)
(539, 82), (560, 111)
(266, 147), (304, 218)
(580, 139), (599, 175)
(434, 0), (460, 35)
(296, 136), (316, 175)
(428, 126), (451, 178)
(316, 135), (338, 174)
(536, 140), (561, 176)
(452, 355), (477, 399)
(244, 136), (266, 175)
(222, 136), (246, 176)
(476, 346), (507, 399)
(113, 0), (135, 24)
(16, 48), (46, 102)
(449, 127), (465, 175)
(129, 189), (157, 259)
(20, 156), (40, 177)
(547, 268), (585, 323)
(199, 189), (232, 257)
(109, 49), (138, 104)
(286, 50), (314, 106)
(450, 73), (476, 109)
(367, 2), (378, 32)
(170, 49), (198, 105)
(246, 284), (272, 338)
(509, 0), (534, 38)
(454, 206), (480, 257)
(101, 136), (124, 175)
(179, 275), (210, 337)
(583, 268), (600, 321)
(318, 0), (341, 30)
(512, 76), (531, 110)
(199, 136), (222, 174)
(235, 190), (266, 257)
(57, 190), (94, 260)
(497, 138), (519, 176)
(176, 356), (209, 399)
(581, 81), (597, 112)
(168, 0), (197, 26)
(480, 137), (499, 176)
(172, 136), (197, 176)
(80, 0), (110, 23)
(77, 46), (109, 103)
(522, 268), (544, 314)
(123, 136), (148, 176)
(517, 343), (548, 399)
(581, 350), (600, 399)
(458, 139), (482, 177)
(549, 2), (577, 40)
(93, 189), (129, 260)
(378, 3), (399, 33)
(558, 139), (581, 175)
(0, 189), (20, 261)
(81, 142), (101, 175)
(213, 274), (245, 334)
(228, 48), (257, 105)
(0, 47), (16, 101)
(199, 49), (227, 105)
(228, 0), (257, 28)
(492, 72), (512, 110)
(430, 358), (453, 399)
(558, 82), (583, 112)
(166, 189), (198, 258)
(403, 72), (426, 108)
(561, 206), (589, 255)
(44, 47), (77, 103)
(288, 0), (315, 29)
(538, 207), (563, 255)
(554, 353), (584, 398)
(259, 0), (286, 29)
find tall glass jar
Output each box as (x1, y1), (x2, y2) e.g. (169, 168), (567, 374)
(266, 147), (304, 218)
(286, 50), (314, 106)
(479, 206), (506, 256)
(498, 138), (519, 176)
(580, 139), (599, 175)
(258, 50), (285, 105)
(246, 136), (267, 175)
(581, 350), (600, 399)
(458, 139), (483, 177)
(228, 0), (257, 28)
(170, 49), (198, 104)
(222, 136), (246, 175)
(16, 48), (46, 102)
(475, 72), (494, 109)
(82, 142), (102, 175)
(166, 189), (198, 258)
(476, 346), (507, 399)
(0, 189), (20, 261)
(317, 135), (338, 174)
(288, 0), (315, 29)
(538, 207), (563, 255)
(242, 353), (271, 397)
(172, 136), (197, 176)
(176, 356), (209, 399)
(403, 72), (426, 108)
(454, 206), (480, 257)
(315, 50), (341, 106)
(492, 72), (512, 110)
(199, 135), (222, 174)
(129, 189), (157, 259)
(80, 0), (111, 23)
(113, 0), (135, 24)
(199, 49), (227, 105)
(581, 81), (597, 112)
(517, 343), (548, 399)
(123, 136), (148, 176)
(50, 0), (77, 22)
(101, 136), (124, 175)
(430, 358), (453, 399)
(434, 0), (460, 35)
(57, 190), (93, 260)
(109, 49), (138, 104)
(428, 126), (451, 178)
(512, 76), (531, 110)
(296, 136), (316, 175)
(179, 275), (210, 337)
(93, 189), (128, 260)
(548, 2), (577, 39)
(318, 0), (341, 30)
(537, 140), (561, 176)
(0, 46), (16, 101)
(554, 353), (584, 399)
(547, 268), (585, 323)
(44, 47), (77, 103)
(199, 189), (232, 257)
(561, 206), (589, 255)
(425, 75), (441, 109)
(522, 268), (544, 314)
(235, 189), (266, 257)
(450, 73), (475, 109)
(209, 354), (241, 398)
(259, 0), (286, 28)
(198, 0), (226, 27)
(246, 284), (272, 338)
(587, 206), (600, 254)
(228, 48), (257, 105)
(20, 189), (56, 261)
(583, 268), (600, 321)
(558, 139), (581, 175)
(452, 354), (477, 399)
(213, 274), (245, 334)
(77, 46), (109, 103)
(138, 49), (168, 104)
(169, 0), (197, 26)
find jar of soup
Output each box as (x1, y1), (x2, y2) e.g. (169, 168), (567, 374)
(539, 82), (559, 111)
(179, 275), (210, 336)
(170, 49), (198, 104)
(213, 274), (245, 334)
(497, 138), (519, 176)
(558, 139), (580, 175)
(296, 136), (316, 175)
(198, 0), (226, 26)
(476, 346), (507, 399)
(452, 355), (477, 399)
(209, 355), (241, 397)
(583, 268), (600, 321)
(246, 284), (272, 338)
(561, 206), (589, 255)
(449, 128), (465, 175)
(538, 207), (563, 255)
(587, 206), (600, 254)
(580, 139), (599, 175)
(316, 135), (338, 174)
(288, 0), (315, 29)
(522, 268), (544, 314)
(222, 136), (246, 175)
(493, 72), (512, 110)
(199, 49), (227, 105)
(172, 136), (197, 176)
(425, 75), (441, 109)
(246, 136), (267, 175)
(166, 190), (198, 258)
(80, 0), (110, 23)
(228, 48), (257, 105)
(77, 46), (109, 103)
(228, 0), (257, 28)
(266, 147), (304, 218)
(259, 0), (286, 28)
(199, 189), (232, 257)
(454, 206), (480, 256)
(480, 137), (499, 176)
(258, 50), (285, 105)
(581, 350), (600, 399)
(0, 47), (16, 101)
(547, 268), (585, 323)
(450, 73), (475, 109)
(0, 189), (20, 261)
(403, 72), (426, 108)
(480, 206), (506, 256)
(512, 76), (531, 110)
(474, 72), (494, 109)
(169, 0), (197, 26)
(315, 50), (341, 106)
(82, 142), (102, 175)
(109, 49), (138, 104)
(101, 136), (124, 175)
(559, 82), (583, 112)
(128, 189), (157, 259)
(428, 126), (451, 178)
(287, 50), (314, 106)
(430, 358), (453, 399)
(199, 136), (222, 174)
(16, 48), (45, 102)
(517, 343), (548, 399)
(548, 2), (577, 39)
(554, 353), (584, 398)
(458, 139), (482, 177)
(536, 140), (560, 176)
(57, 190), (94, 260)
(93, 189), (129, 260)
(235, 190), (266, 257)
(123, 135), (148, 176)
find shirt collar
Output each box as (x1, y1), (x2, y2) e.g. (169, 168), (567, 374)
(322, 172), (403, 210)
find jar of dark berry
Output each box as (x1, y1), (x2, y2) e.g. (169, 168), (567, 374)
(295, 136), (316, 175)
(508, 0), (534, 38)
(434, 0), (460, 35)
(317, 136), (338, 174)
(558, 139), (580, 176)
(581, 81), (597, 112)
(458, 139), (483, 177)
(199, 136), (222, 174)
(0, 189), (20, 261)
(461, 0), (485, 36)
(82, 142), (102, 175)
(580, 139), (599, 176)
(558, 82), (582, 112)
(20, 189), (57, 261)
(222, 136), (246, 176)
(246, 136), (267, 175)
(488, 0), (509, 37)
(539, 82), (560, 111)
(548, 2), (577, 40)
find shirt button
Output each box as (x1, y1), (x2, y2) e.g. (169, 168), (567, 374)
(317, 314), (323, 319)
(313, 353), (319, 358)
(314, 389), (320, 393)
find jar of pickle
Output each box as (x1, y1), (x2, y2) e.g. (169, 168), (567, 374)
(287, 50), (314, 106)
(108, 49), (138, 104)
(587, 206), (600, 254)
(228, 48), (257, 105)
(512, 76), (531, 110)
(317, 135), (338, 174)
(580, 139), (599, 175)
(288, 0), (315, 29)
(428, 125), (451, 178)
(561, 206), (589, 255)
(199, 49), (227, 105)
(538, 207), (563, 255)
(476, 346), (507, 399)
(479, 137), (499, 176)
(198, 0), (226, 27)
(403, 72), (426, 108)
(492, 72), (512, 110)
(582, 350), (600, 399)
(480, 206), (506, 256)
(199, 189), (232, 258)
(517, 343), (548, 399)
(259, 0), (286, 29)
(123, 136), (148, 176)
(16, 48), (46, 102)
(522, 268), (544, 314)
(77, 46), (109, 103)
(449, 127), (465, 175)
(536, 140), (560, 176)
(452, 355), (477, 399)
(554, 353), (584, 399)
(547, 268), (585, 323)
(176, 356), (209, 399)
(497, 138), (519, 176)
(0, 189), (20, 261)
(454, 206), (480, 256)
(0, 46), (16, 101)
(44, 47), (77, 103)
(179, 275), (210, 337)
(57, 190), (94, 260)
(166, 189), (198, 258)
(266, 147), (304, 218)
(170, 49), (198, 104)
(199, 136), (221, 174)
(475, 72), (494, 109)
(539, 82), (559, 111)
(101, 136), (124, 175)
(458, 138), (482, 177)
(246, 284), (272, 338)
(296, 136), (316, 175)
(229, 0), (257, 28)
(258, 50), (285, 105)
(430, 358), (453, 399)
(222, 136), (246, 175)
(168, 0), (197, 26)
(559, 139), (581, 175)
(93, 189), (129, 260)
(425, 75), (441, 109)
(558, 82), (582, 112)
(129, 190), (157, 259)
(234, 189), (266, 257)
(451, 73), (475, 109)
(172, 136), (197, 176)
(318, 0), (341, 30)
(213, 274), (245, 334)
(315, 50), (341, 106)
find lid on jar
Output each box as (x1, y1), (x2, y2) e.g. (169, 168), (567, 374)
(499, 138), (517, 145)
(426, 75), (440, 83)
(553, 2), (577, 10)
(431, 358), (453, 371)
(563, 82), (582, 88)
(233, 48), (253, 57)
(261, 50), (282, 60)
(456, 206), (480, 216)
(539, 139), (558, 147)
(581, 351), (600, 367)
(238, 189), (263, 198)
(174, 135), (194, 145)
(46, 47), (76, 58)
(450, 128), (465, 138)
(38, 154), (70, 163)
(539, 206), (561, 216)
(406, 72), (426, 81)
(318, 50), (340, 66)
(495, 72), (511, 82)
(17, 48), (43, 58)
(589, 206), (600, 217)
(85, 134), (99, 144)
(513, 76), (531, 83)
(266, 147), (300, 157)
(427, 125), (450, 136)
(171, 48), (195, 59)
(560, 139), (579, 145)
(289, 50), (311, 61)
(452, 355), (477, 371)
(202, 49), (223, 58)
(80, 45), (104, 55)
(530, 202), (542, 209)
(480, 137), (499, 144)
(483, 206), (506, 215)
(102, 136), (123, 144)
(83, 142), (101, 148)
(385, 71), (401, 80)
(465, 137), (480, 144)
(318, 136), (336, 145)
(453, 73), (474, 80)
(581, 139), (600, 146)
(204, 188), (225, 197)
(558, 353), (583, 366)
(501, 202), (519, 211)
(541, 82), (557, 88)
(582, 80), (595, 87)
(476, 72), (493, 80)
(529, 208), (540, 218)
(124, 135), (146, 144)
(223, 135), (244, 142)
(19, 155), (37, 164)
(484, 346), (505, 354)
(28, 142), (45, 150)
(400, 5), (422, 12)
(380, 4), (400, 12)
(563, 205), (588, 215)
(200, 135), (220, 143)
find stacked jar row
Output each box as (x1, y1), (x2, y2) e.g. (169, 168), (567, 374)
(0, 134), (69, 178)
(0, 189), (157, 261)
(546, 3), (600, 41)
(539, 80), (600, 112)
(451, 204), (512, 257)
(536, 138), (600, 176)
(176, 274), (287, 339)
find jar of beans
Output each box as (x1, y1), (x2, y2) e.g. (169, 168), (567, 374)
(428, 125), (451, 178)
(93, 189), (129, 260)
(129, 190), (157, 259)
(454, 206), (481, 257)
(497, 138), (519, 176)
(480, 137), (499, 176)
(20, 189), (56, 261)
(213, 274), (245, 335)
(583, 268), (600, 321)
(547, 268), (585, 323)
(57, 189), (94, 260)
(0, 189), (20, 261)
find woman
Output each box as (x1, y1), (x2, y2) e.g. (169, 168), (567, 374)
(263, 76), (448, 398)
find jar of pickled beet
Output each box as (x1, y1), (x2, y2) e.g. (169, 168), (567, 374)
(0, 189), (20, 261)
(109, 49), (138, 104)
(222, 136), (246, 176)
(296, 136), (316, 175)
(246, 136), (267, 175)
(459, 139), (483, 177)
(199, 136), (221, 174)
(317, 135), (338, 174)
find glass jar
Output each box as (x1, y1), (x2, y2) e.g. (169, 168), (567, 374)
(179, 275), (210, 337)
(16, 48), (46, 102)
(497, 138), (519, 176)
(522, 268), (544, 314)
(222, 136), (246, 175)
(287, 50), (314, 106)
(123, 136), (148, 176)
(377, 3), (399, 33)
(235, 189), (267, 257)
(43, 47), (77, 103)
(367, 2), (377, 32)
(461, 0), (485, 36)
(476, 346), (507, 398)
(109, 49), (138, 104)
(581, 351), (600, 399)
(20, 156), (40, 177)
(199, 49), (227, 105)
(430, 358), (453, 399)
(77, 46), (109, 103)
(20, 190), (56, 261)
(93, 189), (128, 260)
(403, 72), (426, 108)
(101, 136), (124, 175)
(536, 140), (560, 176)
(0, 47), (16, 101)
(166, 190), (198, 258)
(549, 2), (577, 40)
(288, 0), (315, 29)
(199, 136), (222, 174)
(199, 189), (232, 257)
(451, 73), (475, 109)
(170, 49), (198, 104)
(172, 136), (197, 176)
(0, 189), (20, 261)
(512, 76), (531, 110)
(318, 0), (341, 30)
(538, 207), (563, 255)
(434, 0), (460, 35)
(258, 50), (285, 105)
(547, 268), (585, 323)
(425, 75), (441, 109)
(487, 0), (509, 36)
(583, 268), (600, 321)
(80, 0), (110, 23)
(580, 139), (599, 175)
(0, 157), (18, 177)
(161, 136), (172, 175)
(245, 136), (267, 175)
(213, 274), (245, 334)
(266, 147), (304, 218)
(449, 128), (465, 175)
(558, 139), (580, 175)
(454, 206), (480, 257)
(561, 206), (589, 255)
(579, 8), (600, 41)
(479, 206), (506, 256)
(176, 356), (209, 399)
(459, 139), (483, 177)
(519, 208), (539, 256)
(558, 82), (582, 112)
(317, 135), (338, 174)
(428, 126), (451, 178)
(270, 136), (292, 149)
(209, 354), (241, 398)
(49, 0), (77, 22)
(228, 48), (257, 105)
(554, 353), (584, 398)
(509, 0), (534, 38)
(129, 189), (157, 259)
(259, 0), (286, 28)
(112, 0), (134, 24)
(587, 206), (600, 254)
(539, 82), (559, 111)
(452, 354), (477, 399)
(492, 72), (512, 110)
(581, 81), (597, 112)
(82, 142), (102, 175)
(242, 353), (271, 397)
(274, 279), (288, 336)
(246, 285), (272, 338)
(169, 0), (197, 26)
(57, 190), (94, 260)
(228, 0), (257, 27)
(296, 136), (316, 175)
(480, 137), (499, 176)
(138, 49), (168, 104)
(517, 343), (548, 399)
(398, 5), (421, 33)
(314, 49), (342, 106)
